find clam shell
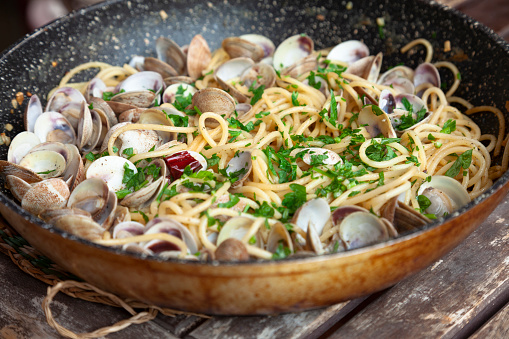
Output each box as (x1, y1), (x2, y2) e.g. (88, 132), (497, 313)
(24, 94), (43, 133)
(187, 34), (211, 79)
(33, 112), (76, 144)
(53, 214), (104, 241)
(327, 40), (369, 64)
(21, 178), (70, 216)
(7, 131), (41, 164)
(86, 156), (137, 192)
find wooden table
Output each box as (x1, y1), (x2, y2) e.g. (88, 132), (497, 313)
(0, 1), (508, 338)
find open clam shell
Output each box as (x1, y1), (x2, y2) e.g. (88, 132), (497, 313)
(24, 94), (43, 133)
(327, 40), (369, 64)
(33, 112), (76, 144)
(7, 132), (41, 165)
(417, 176), (470, 217)
(273, 34), (314, 71)
(187, 34), (211, 79)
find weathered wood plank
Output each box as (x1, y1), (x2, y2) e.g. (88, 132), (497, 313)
(470, 302), (509, 339)
(0, 252), (177, 339)
(188, 298), (367, 339)
(327, 194), (509, 339)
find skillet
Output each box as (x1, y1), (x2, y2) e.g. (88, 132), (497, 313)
(0, 0), (508, 315)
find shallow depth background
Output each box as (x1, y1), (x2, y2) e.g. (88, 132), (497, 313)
(0, 0), (507, 53)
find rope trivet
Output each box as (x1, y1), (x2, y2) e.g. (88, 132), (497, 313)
(0, 217), (208, 338)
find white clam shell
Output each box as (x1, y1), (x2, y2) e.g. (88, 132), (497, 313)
(239, 34), (276, 58)
(327, 40), (369, 64)
(273, 34), (314, 71)
(339, 212), (389, 250)
(19, 150), (66, 179)
(24, 94), (43, 133)
(8, 132), (41, 164)
(86, 156), (137, 192)
(162, 83), (197, 104)
(292, 198), (331, 235)
(33, 111), (76, 144)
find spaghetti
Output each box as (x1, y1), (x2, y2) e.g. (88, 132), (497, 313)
(35, 36), (509, 260)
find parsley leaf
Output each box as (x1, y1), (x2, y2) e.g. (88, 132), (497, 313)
(445, 149), (473, 177)
(440, 119), (456, 134)
(281, 183), (307, 215)
(417, 195), (431, 212)
(249, 81), (265, 105)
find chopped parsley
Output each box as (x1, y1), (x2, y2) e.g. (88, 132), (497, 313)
(445, 149), (473, 178)
(440, 119), (456, 134)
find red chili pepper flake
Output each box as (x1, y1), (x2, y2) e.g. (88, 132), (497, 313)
(164, 151), (202, 180)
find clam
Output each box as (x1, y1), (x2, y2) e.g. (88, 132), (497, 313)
(106, 101), (138, 115)
(357, 105), (397, 138)
(216, 217), (262, 247)
(290, 147), (342, 166)
(266, 222), (294, 254)
(281, 54), (318, 78)
(292, 198), (330, 235)
(380, 198), (430, 234)
(112, 221), (145, 239)
(76, 101), (94, 150)
(144, 216), (198, 255)
(137, 109), (175, 144)
(45, 87), (87, 129)
(273, 34), (314, 71)
(33, 112), (76, 144)
(163, 76), (195, 87)
(24, 94), (43, 133)
(414, 63), (441, 95)
(417, 176), (470, 217)
(111, 206), (131, 228)
(85, 78), (108, 102)
(53, 214), (105, 241)
(326, 40), (369, 64)
(239, 34), (276, 58)
(40, 208), (92, 223)
(214, 57), (255, 103)
(5, 175), (32, 202)
(162, 83), (197, 104)
(215, 238), (250, 262)
(225, 151), (252, 188)
(381, 76), (415, 95)
(21, 178), (70, 216)
(19, 150), (66, 179)
(88, 97), (118, 143)
(388, 94), (431, 135)
(67, 178), (117, 227)
(0, 160), (43, 184)
(305, 222), (324, 255)
(63, 144), (85, 190)
(121, 159), (167, 209)
(155, 37), (187, 75)
(143, 57), (179, 79)
(378, 89), (396, 114)
(240, 63), (277, 89)
(187, 34), (211, 79)
(86, 156), (137, 192)
(235, 103), (252, 119)
(116, 128), (160, 158)
(222, 37), (265, 62)
(7, 132), (41, 164)
(346, 52), (383, 82)
(118, 108), (146, 123)
(191, 88), (236, 119)
(337, 211), (389, 250)
(111, 71), (164, 108)
(377, 65), (415, 85)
